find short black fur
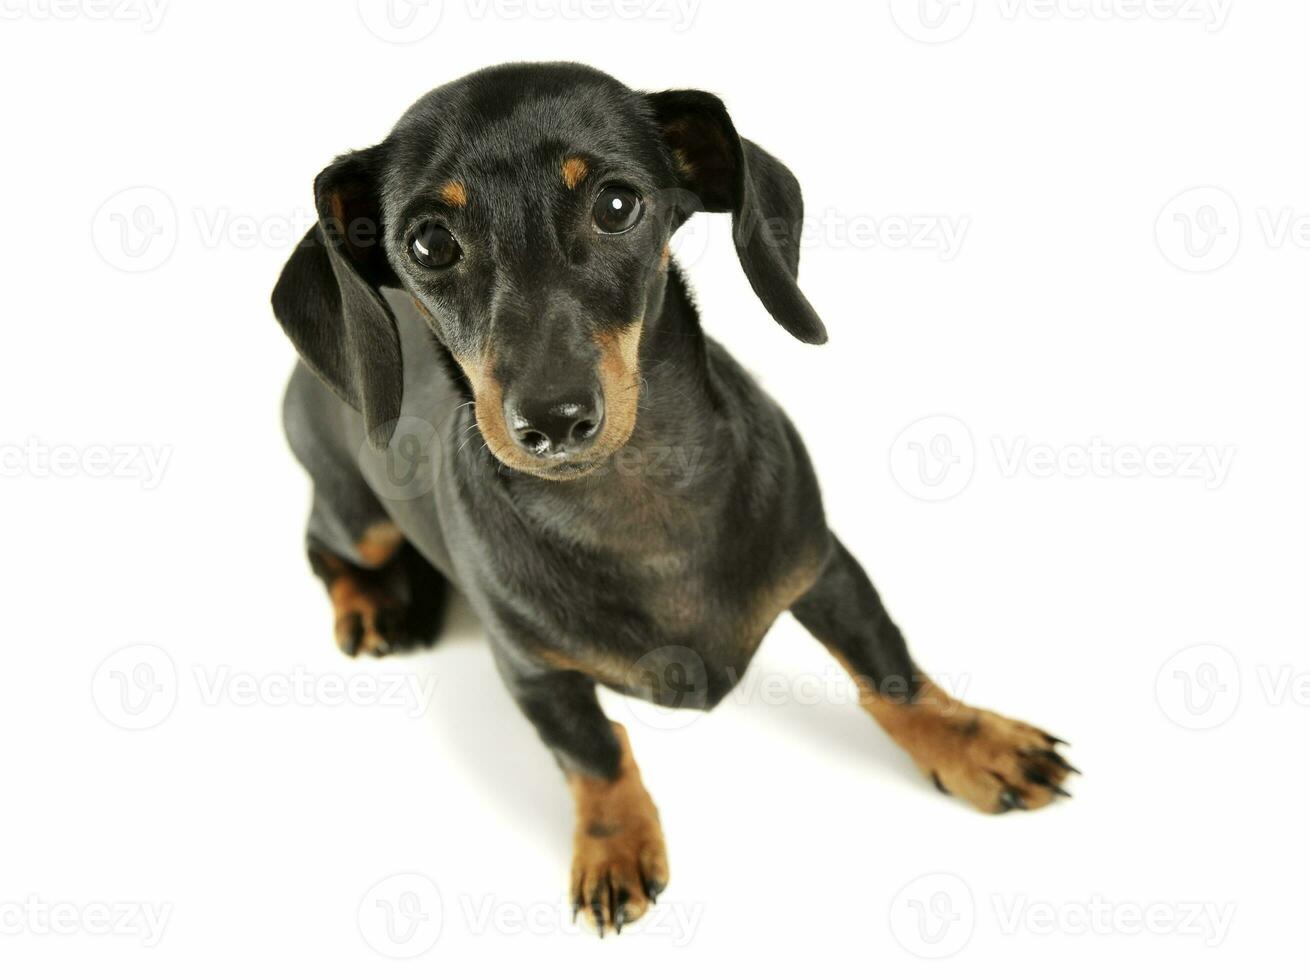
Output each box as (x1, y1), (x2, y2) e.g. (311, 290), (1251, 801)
(272, 62), (1073, 931)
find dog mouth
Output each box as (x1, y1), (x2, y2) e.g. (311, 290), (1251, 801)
(528, 454), (609, 480)
(455, 320), (644, 482)
(471, 420), (620, 481)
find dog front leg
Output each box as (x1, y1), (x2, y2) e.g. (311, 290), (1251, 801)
(791, 533), (1077, 813)
(500, 660), (669, 936)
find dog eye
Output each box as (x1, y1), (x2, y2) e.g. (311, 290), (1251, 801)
(592, 185), (643, 235)
(410, 221), (461, 269)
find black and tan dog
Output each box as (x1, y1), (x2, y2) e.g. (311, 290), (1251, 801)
(272, 62), (1075, 936)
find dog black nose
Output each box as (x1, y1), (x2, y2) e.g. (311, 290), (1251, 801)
(505, 391), (605, 457)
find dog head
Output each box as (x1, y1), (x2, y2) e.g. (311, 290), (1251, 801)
(272, 62), (826, 479)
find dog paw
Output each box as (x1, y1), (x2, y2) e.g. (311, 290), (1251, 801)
(330, 577), (408, 657)
(571, 822), (668, 937)
(923, 710), (1078, 814)
(313, 540), (449, 658)
(333, 603), (405, 657)
(567, 725), (668, 938)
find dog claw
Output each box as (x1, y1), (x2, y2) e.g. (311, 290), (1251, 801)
(340, 616), (364, 656)
(1023, 767), (1072, 798)
(920, 713), (1076, 814)
(614, 886), (631, 934)
(1034, 748), (1081, 775)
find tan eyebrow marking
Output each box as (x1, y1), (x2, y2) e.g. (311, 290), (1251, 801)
(670, 147), (695, 179)
(562, 156), (589, 190)
(438, 180), (468, 207)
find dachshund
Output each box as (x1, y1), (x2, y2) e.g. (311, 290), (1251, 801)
(272, 61), (1076, 937)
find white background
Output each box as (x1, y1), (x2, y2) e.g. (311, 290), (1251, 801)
(2, 0), (1306, 975)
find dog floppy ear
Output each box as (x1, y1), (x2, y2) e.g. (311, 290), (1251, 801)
(271, 144), (403, 448)
(647, 89), (827, 344)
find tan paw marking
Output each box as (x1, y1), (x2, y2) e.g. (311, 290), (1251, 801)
(329, 574), (403, 657)
(862, 680), (1078, 814)
(567, 724), (668, 936)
